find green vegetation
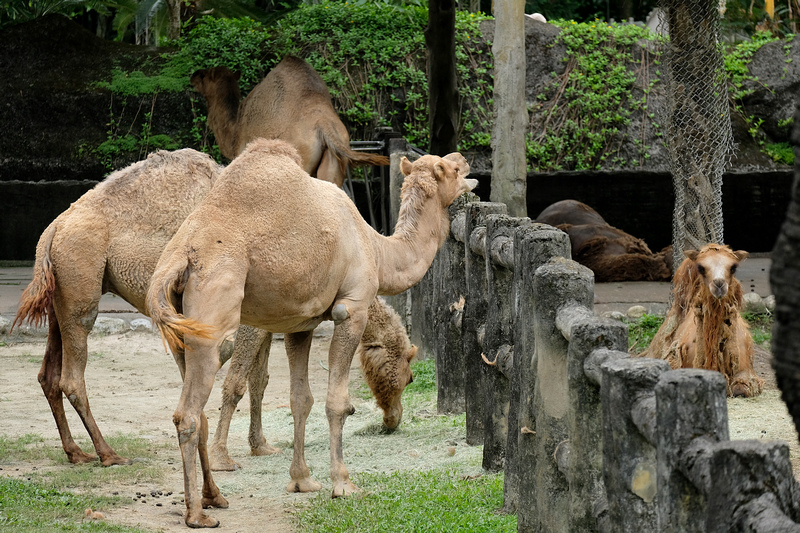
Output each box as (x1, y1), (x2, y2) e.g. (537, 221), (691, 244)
(295, 469), (514, 533)
(0, 434), (165, 532)
(742, 311), (773, 346)
(528, 20), (662, 171)
(627, 313), (665, 353)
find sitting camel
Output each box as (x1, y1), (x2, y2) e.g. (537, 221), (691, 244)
(640, 243), (764, 398)
(12, 148), (416, 471)
(146, 139), (476, 527)
(535, 199), (673, 282)
(191, 55), (388, 187)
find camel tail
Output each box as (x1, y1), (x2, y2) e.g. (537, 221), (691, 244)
(12, 224), (58, 332)
(319, 128), (390, 170)
(146, 259), (216, 352)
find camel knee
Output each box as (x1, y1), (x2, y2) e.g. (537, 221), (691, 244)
(291, 388), (314, 418)
(173, 412), (200, 444)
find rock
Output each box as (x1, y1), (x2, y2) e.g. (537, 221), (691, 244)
(603, 311), (626, 321)
(0, 316), (10, 335)
(743, 292), (768, 315)
(92, 317), (126, 336)
(626, 305), (647, 319)
(130, 318), (152, 332)
(764, 294), (776, 312)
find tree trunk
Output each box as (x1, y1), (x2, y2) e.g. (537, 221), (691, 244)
(771, 104), (800, 439)
(425, 0), (459, 156)
(490, 0), (528, 217)
(166, 0), (181, 41)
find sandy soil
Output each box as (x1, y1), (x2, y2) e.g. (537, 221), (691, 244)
(0, 329), (797, 532)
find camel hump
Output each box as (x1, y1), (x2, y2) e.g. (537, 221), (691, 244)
(12, 222), (58, 331)
(241, 138), (303, 167)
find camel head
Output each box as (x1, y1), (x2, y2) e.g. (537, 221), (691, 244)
(359, 343), (417, 430)
(399, 153), (477, 208)
(685, 244), (749, 300)
(190, 66), (242, 100)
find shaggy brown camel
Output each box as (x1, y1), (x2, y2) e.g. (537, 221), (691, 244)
(535, 199), (673, 282)
(191, 56), (388, 187)
(146, 138), (475, 528)
(209, 296), (417, 471)
(640, 243), (764, 397)
(12, 148), (415, 471)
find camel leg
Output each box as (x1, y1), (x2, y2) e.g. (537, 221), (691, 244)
(209, 325), (257, 471)
(38, 308), (96, 464)
(327, 306), (368, 498)
(285, 330), (322, 493)
(315, 148), (345, 188)
(247, 331), (280, 456)
(173, 282), (242, 528)
(55, 299), (130, 467)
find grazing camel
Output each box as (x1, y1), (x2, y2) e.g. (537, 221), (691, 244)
(12, 148), (415, 470)
(146, 139), (475, 528)
(640, 243), (764, 397)
(535, 199), (673, 282)
(191, 56), (388, 187)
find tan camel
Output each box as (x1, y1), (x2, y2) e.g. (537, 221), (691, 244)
(640, 243), (764, 397)
(12, 148), (416, 471)
(146, 138), (475, 528)
(209, 296), (417, 471)
(191, 55), (388, 187)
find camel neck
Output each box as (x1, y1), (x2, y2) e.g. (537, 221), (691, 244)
(375, 197), (450, 296)
(204, 91), (241, 160)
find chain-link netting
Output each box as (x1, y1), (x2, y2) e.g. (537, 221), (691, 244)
(659, 0), (734, 267)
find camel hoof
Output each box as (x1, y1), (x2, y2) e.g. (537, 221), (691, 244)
(331, 480), (361, 498)
(100, 454), (133, 467)
(251, 443), (281, 457)
(286, 477), (322, 493)
(202, 494), (229, 509)
(185, 512), (220, 528)
(731, 384), (752, 398)
(209, 451), (241, 472)
(66, 450), (97, 464)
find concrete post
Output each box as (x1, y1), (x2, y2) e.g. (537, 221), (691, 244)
(655, 369), (729, 532)
(510, 224), (570, 527)
(525, 257), (592, 533)
(434, 193), (477, 414)
(480, 214), (531, 475)
(463, 202), (506, 445)
(601, 357), (671, 532)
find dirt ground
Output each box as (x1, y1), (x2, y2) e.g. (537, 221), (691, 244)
(0, 328), (798, 532)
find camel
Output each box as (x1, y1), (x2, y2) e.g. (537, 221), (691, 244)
(191, 56), (388, 187)
(640, 243), (764, 398)
(146, 138), (476, 528)
(535, 199), (673, 282)
(12, 148), (416, 471)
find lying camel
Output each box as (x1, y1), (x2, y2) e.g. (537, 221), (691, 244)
(191, 56), (388, 187)
(535, 199), (673, 282)
(13, 148), (415, 470)
(146, 139), (476, 527)
(640, 243), (764, 397)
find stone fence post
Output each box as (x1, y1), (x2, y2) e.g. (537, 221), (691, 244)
(463, 202), (506, 444)
(507, 224), (570, 519)
(481, 214), (531, 474)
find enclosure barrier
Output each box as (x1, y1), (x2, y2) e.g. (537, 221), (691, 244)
(388, 149), (800, 531)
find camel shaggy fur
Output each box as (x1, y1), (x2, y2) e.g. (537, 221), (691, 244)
(640, 243), (764, 398)
(535, 199), (673, 282)
(191, 56), (388, 187)
(146, 139), (475, 527)
(13, 149), (415, 473)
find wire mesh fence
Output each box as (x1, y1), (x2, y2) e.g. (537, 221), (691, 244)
(659, 0), (734, 266)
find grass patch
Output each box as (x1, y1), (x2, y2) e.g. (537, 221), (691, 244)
(295, 469), (514, 533)
(0, 477), (146, 532)
(627, 314), (665, 354)
(743, 312), (773, 346)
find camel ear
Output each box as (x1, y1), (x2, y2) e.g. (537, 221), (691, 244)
(406, 345), (418, 362)
(684, 249), (699, 261)
(433, 160), (449, 181)
(234, 70), (242, 81)
(400, 156), (413, 176)
(734, 250), (749, 262)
